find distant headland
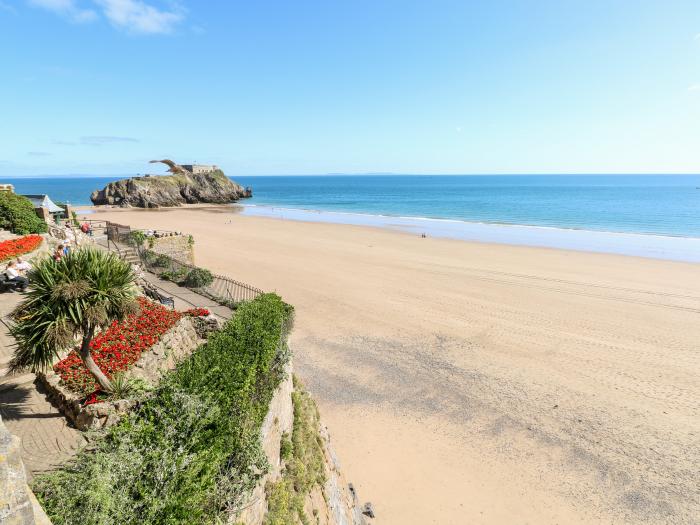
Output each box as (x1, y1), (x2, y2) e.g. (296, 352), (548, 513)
(90, 160), (252, 208)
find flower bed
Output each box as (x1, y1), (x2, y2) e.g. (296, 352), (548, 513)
(183, 307), (210, 317)
(53, 297), (182, 394)
(38, 316), (201, 430)
(0, 234), (42, 262)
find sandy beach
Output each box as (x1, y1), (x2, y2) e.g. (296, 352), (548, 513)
(84, 205), (700, 524)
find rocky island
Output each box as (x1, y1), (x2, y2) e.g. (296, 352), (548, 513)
(90, 160), (252, 208)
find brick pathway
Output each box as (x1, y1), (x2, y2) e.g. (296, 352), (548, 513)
(0, 292), (86, 481)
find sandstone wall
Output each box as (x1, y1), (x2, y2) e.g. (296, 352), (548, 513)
(235, 363), (368, 525)
(306, 424), (369, 525)
(148, 235), (195, 265)
(235, 364), (295, 524)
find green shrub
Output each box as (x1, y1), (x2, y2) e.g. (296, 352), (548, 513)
(279, 432), (292, 462)
(152, 253), (171, 268)
(161, 268), (187, 283)
(34, 293), (293, 525)
(185, 267), (213, 288)
(0, 192), (47, 234)
(264, 382), (326, 525)
(129, 230), (146, 247)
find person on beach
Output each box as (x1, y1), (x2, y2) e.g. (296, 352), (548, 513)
(80, 222), (93, 236)
(53, 246), (64, 262)
(62, 241), (71, 257)
(5, 261), (29, 291)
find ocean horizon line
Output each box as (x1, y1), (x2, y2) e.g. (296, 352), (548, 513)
(3, 172), (700, 179)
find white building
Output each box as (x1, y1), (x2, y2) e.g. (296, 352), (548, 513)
(180, 164), (217, 174)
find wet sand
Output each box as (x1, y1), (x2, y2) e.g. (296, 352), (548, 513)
(85, 205), (700, 524)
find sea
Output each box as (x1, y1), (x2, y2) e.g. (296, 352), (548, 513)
(4, 175), (700, 262)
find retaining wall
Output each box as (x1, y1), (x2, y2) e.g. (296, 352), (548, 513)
(37, 317), (201, 431)
(234, 363), (368, 525)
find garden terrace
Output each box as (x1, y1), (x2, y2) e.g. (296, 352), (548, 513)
(33, 294), (295, 524)
(52, 297), (187, 395)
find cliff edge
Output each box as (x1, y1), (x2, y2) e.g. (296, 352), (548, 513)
(90, 169), (251, 208)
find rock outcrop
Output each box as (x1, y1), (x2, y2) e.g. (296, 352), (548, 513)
(90, 169), (252, 208)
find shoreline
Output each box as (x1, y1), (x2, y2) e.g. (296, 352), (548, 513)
(81, 203), (700, 263)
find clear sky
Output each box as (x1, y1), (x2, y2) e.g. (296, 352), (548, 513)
(1, 0), (699, 176)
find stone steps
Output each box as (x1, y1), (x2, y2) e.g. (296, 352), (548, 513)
(0, 371), (35, 392)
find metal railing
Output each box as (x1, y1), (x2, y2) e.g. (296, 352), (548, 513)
(100, 221), (263, 307)
(139, 249), (263, 306)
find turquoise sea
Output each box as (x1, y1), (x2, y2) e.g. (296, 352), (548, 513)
(5, 174), (698, 237)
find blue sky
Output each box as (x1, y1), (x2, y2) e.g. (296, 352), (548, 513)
(1, 0), (699, 176)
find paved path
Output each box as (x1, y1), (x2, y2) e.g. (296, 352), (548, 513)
(140, 271), (234, 320)
(0, 292), (86, 481)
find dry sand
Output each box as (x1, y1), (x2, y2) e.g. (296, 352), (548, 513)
(86, 206), (700, 524)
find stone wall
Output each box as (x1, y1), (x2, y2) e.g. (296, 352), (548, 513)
(147, 234), (195, 265)
(234, 363), (368, 525)
(235, 364), (295, 524)
(305, 425), (369, 525)
(37, 317), (201, 431)
(0, 416), (51, 525)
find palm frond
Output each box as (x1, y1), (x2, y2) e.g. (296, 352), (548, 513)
(9, 247), (137, 373)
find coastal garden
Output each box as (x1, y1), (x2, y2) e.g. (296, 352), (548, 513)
(0, 222), (366, 524)
(32, 292), (295, 524)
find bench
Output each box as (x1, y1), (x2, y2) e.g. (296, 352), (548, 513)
(144, 286), (175, 309)
(0, 273), (22, 293)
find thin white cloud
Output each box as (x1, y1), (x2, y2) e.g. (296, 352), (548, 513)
(94, 0), (184, 34)
(695, 33), (700, 40)
(27, 0), (184, 33)
(27, 0), (97, 23)
(688, 84), (700, 92)
(80, 135), (140, 145)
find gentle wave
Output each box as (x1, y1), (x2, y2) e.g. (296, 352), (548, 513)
(238, 204), (700, 263)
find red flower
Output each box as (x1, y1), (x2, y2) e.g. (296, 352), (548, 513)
(183, 308), (209, 317)
(54, 297), (182, 396)
(0, 235), (42, 262)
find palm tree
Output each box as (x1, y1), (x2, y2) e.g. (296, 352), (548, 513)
(9, 247), (138, 393)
